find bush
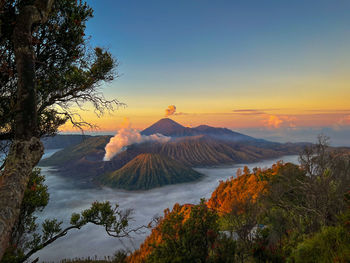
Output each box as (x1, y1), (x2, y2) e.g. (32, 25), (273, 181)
(290, 225), (350, 263)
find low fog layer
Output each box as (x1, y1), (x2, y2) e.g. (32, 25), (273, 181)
(237, 127), (350, 147)
(33, 152), (299, 262)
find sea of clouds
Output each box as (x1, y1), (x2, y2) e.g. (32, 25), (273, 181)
(34, 152), (299, 262)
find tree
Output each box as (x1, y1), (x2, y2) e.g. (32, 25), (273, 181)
(266, 137), (350, 234)
(256, 137), (350, 261)
(206, 149), (350, 262)
(290, 224), (350, 263)
(1, 168), (49, 262)
(219, 197), (261, 263)
(146, 201), (219, 263)
(0, 0), (121, 139)
(289, 192), (350, 263)
(1, 169), (137, 263)
(208, 165), (280, 262)
(0, 0), (121, 258)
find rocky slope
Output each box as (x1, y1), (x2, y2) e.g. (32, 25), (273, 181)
(100, 153), (202, 190)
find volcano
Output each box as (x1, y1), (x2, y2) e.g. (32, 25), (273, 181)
(100, 153), (202, 190)
(141, 118), (191, 137)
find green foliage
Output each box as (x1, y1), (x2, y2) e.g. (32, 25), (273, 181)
(1, 168), (49, 263)
(203, 137), (350, 263)
(147, 200), (220, 263)
(251, 227), (285, 263)
(289, 208), (350, 263)
(22, 168), (49, 213)
(0, 0), (119, 138)
(217, 197), (260, 262)
(42, 219), (62, 240)
(210, 234), (237, 263)
(1, 169), (70, 263)
(71, 201), (131, 238)
(1, 168), (133, 263)
(290, 225), (350, 263)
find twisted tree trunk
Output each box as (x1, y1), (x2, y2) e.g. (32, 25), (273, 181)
(0, 0), (53, 259)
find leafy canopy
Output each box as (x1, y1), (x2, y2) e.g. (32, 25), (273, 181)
(0, 0), (121, 140)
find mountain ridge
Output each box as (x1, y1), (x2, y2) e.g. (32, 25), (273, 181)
(39, 118), (307, 189)
(141, 118), (254, 141)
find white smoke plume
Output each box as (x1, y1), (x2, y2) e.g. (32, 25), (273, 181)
(165, 105), (176, 117)
(103, 118), (170, 161)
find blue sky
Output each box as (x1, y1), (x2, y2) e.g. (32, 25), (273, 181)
(65, 0), (350, 145)
(85, 0), (350, 90)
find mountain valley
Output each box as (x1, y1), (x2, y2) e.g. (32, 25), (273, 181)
(40, 118), (306, 189)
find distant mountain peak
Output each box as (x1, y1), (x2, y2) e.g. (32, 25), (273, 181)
(141, 118), (188, 136)
(141, 118), (254, 142)
(152, 118), (184, 127)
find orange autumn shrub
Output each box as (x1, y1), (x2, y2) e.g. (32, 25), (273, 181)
(207, 162), (285, 214)
(127, 203), (193, 263)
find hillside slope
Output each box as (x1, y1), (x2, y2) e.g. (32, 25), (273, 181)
(41, 134), (92, 149)
(156, 135), (298, 166)
(100, 153), (202, 190)
(40, 135), (111, 166)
